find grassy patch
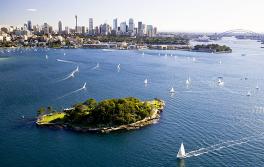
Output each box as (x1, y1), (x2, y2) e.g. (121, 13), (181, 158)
(38, 112), (65, 124)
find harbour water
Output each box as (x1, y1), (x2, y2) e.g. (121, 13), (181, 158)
(0, 38), (264, 166)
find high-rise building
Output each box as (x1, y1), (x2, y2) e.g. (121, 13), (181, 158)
(43, 23), (49, 35)
(27, 20), (32, 31)
(76, 26), (82, 34)
(49, 26), (53, 34)
(58, 21), (62, 34)
(82, 26), (86, 34)
(153, 27), (157, 36)
(146, 25), (153, 37)
(137, 21), (143, 36)
(120, 22), (127, 34)
(65, 26), (69, 34)
(75, 15), (78, 32)
(89, 18), (93, 35)
(100, 23), (110, 35)
(128, 18), (134, 33)
(113, 18), (118, 31)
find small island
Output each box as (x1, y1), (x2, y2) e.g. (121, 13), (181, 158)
(192, 44), (232, 53)
(36, 97), (165, 133)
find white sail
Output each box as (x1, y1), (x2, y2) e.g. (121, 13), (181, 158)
(45, 55), (48, 60)
(256, 83), (259, 90)
(170, 87), (175, 93)
(117, 64), (121, 72)
(82, 82), (87, 89)
(186, 77), (191, 85)
(144, 79), (148, 84)
(177, 143), (186, 159)
(247, 90), (251, 96)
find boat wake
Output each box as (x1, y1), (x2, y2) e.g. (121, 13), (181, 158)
(59, 66), (79, 81)
(91, 63), (100, 70)
(56, 59), (76, 64)
(185, 133), (264, 158)
(57, 82), (86, 99)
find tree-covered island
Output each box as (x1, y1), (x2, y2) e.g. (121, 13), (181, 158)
(192, 44), (232, 53)
(36, 97), (165, 133)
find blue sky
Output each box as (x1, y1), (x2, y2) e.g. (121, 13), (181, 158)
(0, 0), (263, 32)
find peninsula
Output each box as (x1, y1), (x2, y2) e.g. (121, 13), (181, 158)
(36, 97), (165, 133)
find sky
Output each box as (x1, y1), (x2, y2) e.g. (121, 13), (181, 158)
(0, 0), (263, 33)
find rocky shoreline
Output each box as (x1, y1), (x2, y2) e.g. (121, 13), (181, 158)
(36, 100), (165, 133)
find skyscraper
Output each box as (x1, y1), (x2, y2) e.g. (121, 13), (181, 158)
(128, 18), (134, 33)
(27, 20), (32, 31)
(89, 18), (93, 35)
(146, 25), (153, 37)
(43, 23), (49, 35)
(100, 23), (110, 35)
(138, 21), (143, 36)
(120, 22), (127, 34)
(75, 15), (78, 32)
(58, 21), (62, 34)
(153, 27), (158, 36)
(113, 18), (118, 31)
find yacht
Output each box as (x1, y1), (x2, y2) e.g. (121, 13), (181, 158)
(177, 143), (186, 159)
(247, 91), (251, 96)
(144, 79), (148, 84)
(82, 82), (87, 89)
(170, 87), (176, 93)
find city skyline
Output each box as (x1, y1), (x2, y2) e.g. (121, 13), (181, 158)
(0, 0), (263, 33)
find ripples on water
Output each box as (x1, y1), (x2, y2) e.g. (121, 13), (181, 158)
(0, 38), (264, 167)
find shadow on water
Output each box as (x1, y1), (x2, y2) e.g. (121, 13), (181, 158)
(177, 159), (186, 167)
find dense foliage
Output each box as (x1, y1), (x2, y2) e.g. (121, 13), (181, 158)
(193, 44), (232, 52)
(88, 36), (189, 45)
(63, 97), (154, 127)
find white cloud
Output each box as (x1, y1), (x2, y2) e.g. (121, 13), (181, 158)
(26, 9), (37, 12)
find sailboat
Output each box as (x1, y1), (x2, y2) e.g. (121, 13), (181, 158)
(46, 55), (48, 60)
(192, 57), (196, 62)
(186, 77), (191, 85)
(82, 82), (87, 89)
(142, 52), (145, 56)
(219, 60), (222, 64)
(144, 79), (148, 84)
(218, 79), (224, 86)
(256, 83), (259, 90)
(170, 87), (175, 93)
(75, 66), (79, 72)
(177, 143), (186, 159)
(64, 53), (66, 56)
(247, 90), (251, 96)
(117, 64), (121, 72)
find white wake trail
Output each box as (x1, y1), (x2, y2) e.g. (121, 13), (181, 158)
(185, 133), (264, 158)
(56, 59), (76, 64)
(57, 82), (87, 100)
(58, 66), (79, 81)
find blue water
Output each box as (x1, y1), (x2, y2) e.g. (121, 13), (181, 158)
(0, 38), (264, 166)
